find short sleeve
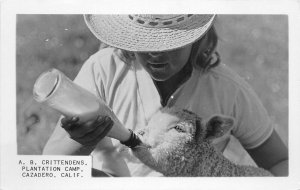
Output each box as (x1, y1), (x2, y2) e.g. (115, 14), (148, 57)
(232, 81), (274, 149)
(73, 52), (106, 101)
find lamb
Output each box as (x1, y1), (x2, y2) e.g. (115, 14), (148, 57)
(130, 107), (273, 177)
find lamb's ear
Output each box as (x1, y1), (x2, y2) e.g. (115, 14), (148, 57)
(205, 115), (234, 140)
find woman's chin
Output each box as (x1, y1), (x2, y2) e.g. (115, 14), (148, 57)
(149, 73), (171, 82)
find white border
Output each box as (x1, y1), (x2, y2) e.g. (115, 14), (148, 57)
(1, 0), (300, 190)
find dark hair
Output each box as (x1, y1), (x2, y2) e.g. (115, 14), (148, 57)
(114, 25), (220, 72)
(189, 26), (220, 71)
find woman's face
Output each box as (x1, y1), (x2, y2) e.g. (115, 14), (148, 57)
(134, 44), (193, 81)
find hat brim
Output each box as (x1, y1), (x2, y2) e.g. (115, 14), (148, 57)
(84, 14), (216, 52)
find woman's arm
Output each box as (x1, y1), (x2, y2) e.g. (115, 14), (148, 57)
(246, 130), (288, 176)
(43, 117), (131, 176)
(43, 118), (95, 155)
(43, 114), (114, 155)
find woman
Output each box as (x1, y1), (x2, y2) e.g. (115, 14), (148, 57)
(43, 14), (288, 177)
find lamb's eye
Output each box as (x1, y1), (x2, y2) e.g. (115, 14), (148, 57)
(173, 125), (186, 133)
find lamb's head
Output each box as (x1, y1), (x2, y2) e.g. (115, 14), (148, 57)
(132, 107), (234, 176)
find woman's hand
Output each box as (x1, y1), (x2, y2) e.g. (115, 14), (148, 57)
(61, 115), (114, 147)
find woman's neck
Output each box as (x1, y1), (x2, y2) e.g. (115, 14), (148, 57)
(153, 61), (193, 107)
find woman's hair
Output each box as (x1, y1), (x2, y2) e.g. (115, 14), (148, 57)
(112, 25), (220, 72)
(189, 26), (220, 71)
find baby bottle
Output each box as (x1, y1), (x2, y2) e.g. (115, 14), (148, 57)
(33, 68), (131, 142)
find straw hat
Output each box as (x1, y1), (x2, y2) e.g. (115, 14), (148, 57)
(84, 14), (216, 52)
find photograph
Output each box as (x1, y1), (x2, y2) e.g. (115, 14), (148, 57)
(16, 14), (288, 177)
(1, 0), (300, 189)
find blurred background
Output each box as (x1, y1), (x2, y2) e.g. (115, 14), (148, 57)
(16, 15), (288, 162)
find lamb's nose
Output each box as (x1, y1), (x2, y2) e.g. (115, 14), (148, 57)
(138, 130), (146, 136)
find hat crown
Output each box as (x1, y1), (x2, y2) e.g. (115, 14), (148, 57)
(84, 14), (216, 52)
(128, 14), (195, 28)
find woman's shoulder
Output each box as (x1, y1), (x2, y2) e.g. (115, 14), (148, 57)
(89, 47), (119, 63)
(207, 63), (252, 91)
(85, 47), (130, 72)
